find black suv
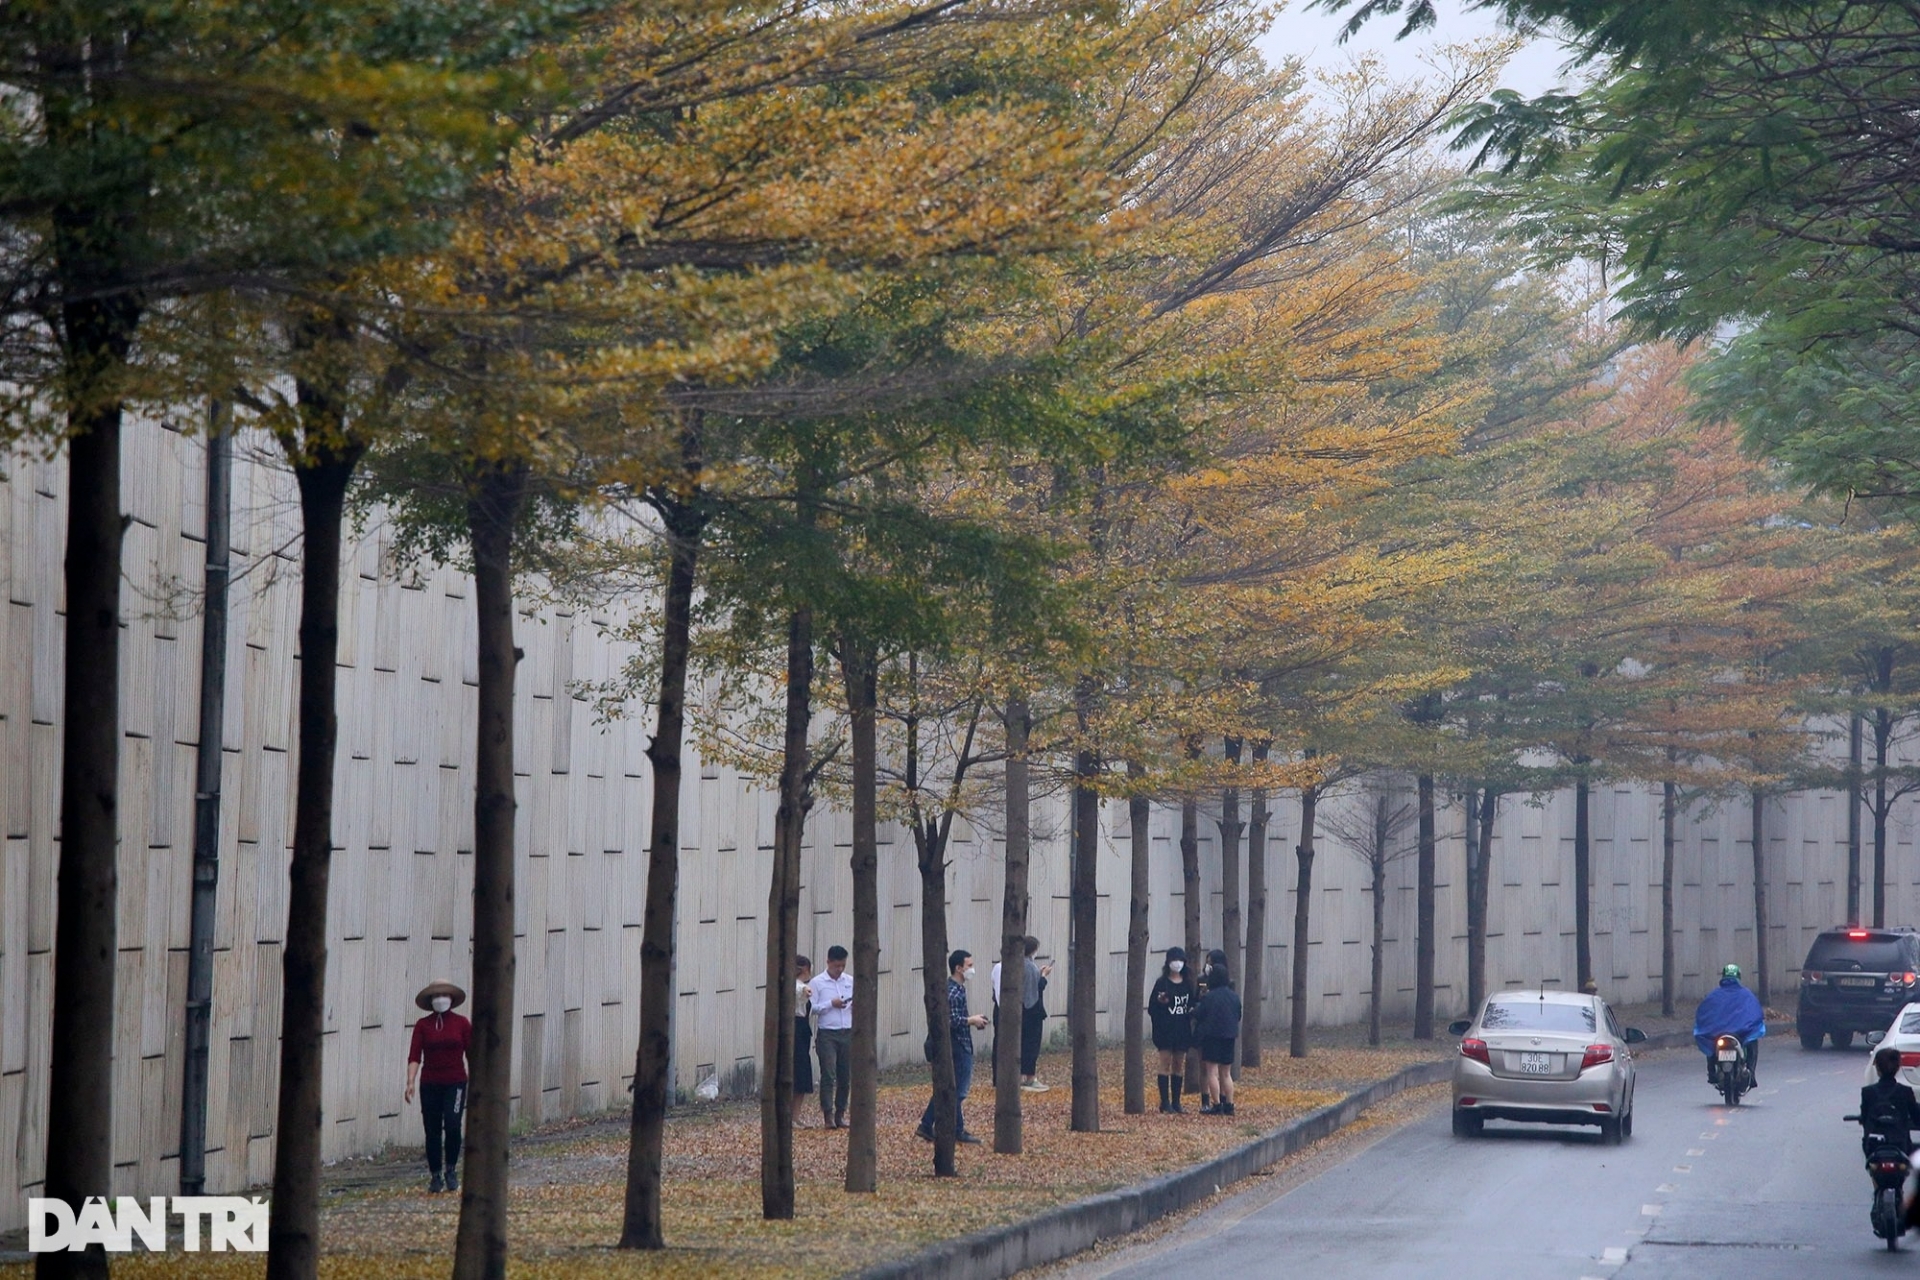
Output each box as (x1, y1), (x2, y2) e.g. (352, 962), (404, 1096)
(1797, 927), (1920, 1049)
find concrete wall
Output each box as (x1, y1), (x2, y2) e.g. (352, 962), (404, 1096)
(0, 415), (1912, 1227)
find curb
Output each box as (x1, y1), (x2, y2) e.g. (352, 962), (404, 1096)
(850, 1057), (1454, 1280)
(1638, 1016), (1795, 1053)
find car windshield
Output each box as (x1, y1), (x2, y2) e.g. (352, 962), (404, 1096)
(1901, 1010), (1920, 1035)
(1480, 1000), (1596, 1034)
(1806, 936), (1908, 971)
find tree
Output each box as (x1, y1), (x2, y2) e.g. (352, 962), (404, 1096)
(1324, 778), (1419, 1045)
(1330, 2), (1920, 348)
(2, 10), (532, 1276)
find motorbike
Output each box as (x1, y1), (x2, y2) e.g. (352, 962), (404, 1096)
(1843, 1109), (1913, 1251)
(1709, 1033), (1751, 1106)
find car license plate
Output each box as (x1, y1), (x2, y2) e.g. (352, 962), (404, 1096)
(1717, 1049), (1738, 1062)
(1520, 1052), (1553, 1074)
(1838, 976), (1877, 987)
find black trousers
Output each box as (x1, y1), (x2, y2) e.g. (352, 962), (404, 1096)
(420, 1081), (466, 1174)
(1020, 1002), (1047, 1076)
(794, 1016), (815, 1096)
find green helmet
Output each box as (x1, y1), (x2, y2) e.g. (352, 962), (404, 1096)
(1721, 963), (1742, 980)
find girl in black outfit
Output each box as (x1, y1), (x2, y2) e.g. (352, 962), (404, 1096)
(1194, 963), (1242, 1115)
(794, 955), (816, 1104)
(1148, 947), (1196, 1112)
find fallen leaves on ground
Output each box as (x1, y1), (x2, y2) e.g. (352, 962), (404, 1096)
(0, 1041), (1442, 1280)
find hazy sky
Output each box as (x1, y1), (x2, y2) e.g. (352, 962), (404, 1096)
(1256, 0), (1577, 98)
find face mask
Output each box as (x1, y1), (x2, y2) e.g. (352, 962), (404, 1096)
(1169, 960), (1184, 973)
(964, 967), (976, 980)
(431, 996), (452, 1013)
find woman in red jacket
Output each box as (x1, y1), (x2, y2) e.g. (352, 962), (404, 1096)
(404, 979), (471, 1193)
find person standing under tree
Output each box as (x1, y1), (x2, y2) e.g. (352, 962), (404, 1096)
(794, 955), (816, 1112)
(919, 949), (990, 1144)
(1194, 962), (1241, 1116)
(1148, 946), (1196, 1112)
(1018, 935), (1053, 1091)
(404, 979), (471, 1193)
(991, 935), (1054, 1091)
(811, 944), (854, 1129)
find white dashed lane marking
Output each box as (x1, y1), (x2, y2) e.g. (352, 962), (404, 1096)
(1641, 1204), (1664, 1216)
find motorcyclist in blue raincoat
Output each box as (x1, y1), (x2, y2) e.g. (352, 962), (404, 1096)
(1694, 963), (1766, 1085)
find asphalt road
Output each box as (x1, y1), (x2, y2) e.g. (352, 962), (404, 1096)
(1070, 1042), (1901, 1280)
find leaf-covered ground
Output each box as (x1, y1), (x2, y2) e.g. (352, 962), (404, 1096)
(1, 1039), (1444, 1279)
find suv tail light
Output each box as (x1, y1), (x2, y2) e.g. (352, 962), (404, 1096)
(1894, 972), (1917, 986)
(1802, 970), (1823, 984)
(1460, 1038), (1490, 1065)
(1850, 929), (1872, 939)
(1581, 1043), (1614, 1070)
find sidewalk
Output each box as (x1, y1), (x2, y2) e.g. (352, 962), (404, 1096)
(0, 1036), (1446, 1279)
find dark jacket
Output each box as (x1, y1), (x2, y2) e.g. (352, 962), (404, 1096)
(1861, 1076), (1920, 1150)
(1194, 985), (1242, 1041)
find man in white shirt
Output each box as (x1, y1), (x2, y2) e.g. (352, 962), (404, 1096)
(809, 944), (854, 1129)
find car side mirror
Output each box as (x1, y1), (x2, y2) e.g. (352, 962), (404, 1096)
(1868, 1030), (1886, 1047)
(1623, 1028), (1647, 1045)
(1447, 1019), (1471, 1037)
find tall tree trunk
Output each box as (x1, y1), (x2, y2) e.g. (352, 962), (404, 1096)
(992, 697), (1031, 1154)
(621, 484), (706, 1249)
(1661, 780), (1677, 1018)
(1468, 790), (1496, 1014)
(1179, 743), (1202, 1089)
(1218, 737), (1243, 1003)
(1069, 683), (1101, 1134)
(916, 819), (958, 1175)
(180, 405), (231, 1198)
(1573, 776), (1593, 991)
(452, 461), (529, 1280)
(1242, 740), (1270, 1066)
(761, 608), (813, 1220)
(842, 643), (881, 1189)
(1749, 787), (1770, 1006)
(1123, 766), (1150, 1115)
(1848, 712), (1863, 926)
(1180, 774), (1201, 960)
(907, 686), (961, 1176)
(264, 433), (362, 1280)
(1413, 774), (1436, 1040)
(41, 161), (143, 1280)
(1369, 794), (1386, 1047)
(1289, 785), (1320, 1058)
(1874, 708), (1891, 928)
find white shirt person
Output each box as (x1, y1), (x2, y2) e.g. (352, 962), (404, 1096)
(810, 964), (854, 1031)
(809, 946), (855, 1127)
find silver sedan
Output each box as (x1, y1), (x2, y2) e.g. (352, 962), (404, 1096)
(1448, 991), (1647, 1143)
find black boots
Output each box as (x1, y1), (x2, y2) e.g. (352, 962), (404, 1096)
(1158, 1074), (1171, 1112)
(1170, 1074), (1185, 1113)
